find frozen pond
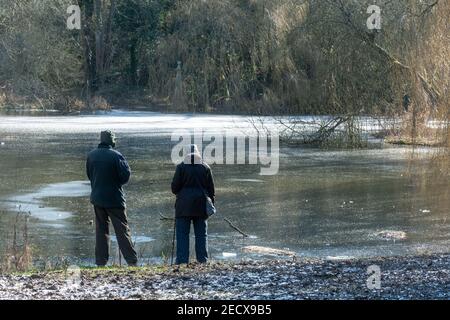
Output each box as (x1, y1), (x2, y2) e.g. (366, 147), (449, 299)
(0, 110), (449, 265)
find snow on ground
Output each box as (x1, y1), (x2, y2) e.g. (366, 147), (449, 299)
(1, 254), (449, 300)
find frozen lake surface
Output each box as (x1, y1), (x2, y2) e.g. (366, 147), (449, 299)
(0, 110), (448, 265)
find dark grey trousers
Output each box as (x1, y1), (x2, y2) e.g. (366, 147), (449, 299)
(94, 206), (137, 266)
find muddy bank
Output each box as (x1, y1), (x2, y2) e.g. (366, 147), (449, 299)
(1, 254), (449, 300)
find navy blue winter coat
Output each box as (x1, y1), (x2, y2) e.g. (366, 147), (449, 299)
(171, 154), (215, 218)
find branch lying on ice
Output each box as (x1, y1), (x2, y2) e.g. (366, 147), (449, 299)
(159, 212), (250, 238)
(223, 217), (249, 238)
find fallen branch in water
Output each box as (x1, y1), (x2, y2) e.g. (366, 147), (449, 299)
(159, 213), (249, 238)
(223, 218), (249, 238)
(159, 212), (174, 221)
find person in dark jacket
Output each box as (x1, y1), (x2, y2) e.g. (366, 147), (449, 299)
(86, 130), (137, 267)
(171, 144), (215, 264)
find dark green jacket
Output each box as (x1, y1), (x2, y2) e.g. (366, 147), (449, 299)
(86, 144), (131, 208)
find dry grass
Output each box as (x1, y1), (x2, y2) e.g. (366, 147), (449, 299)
(1, 212), (33, 273)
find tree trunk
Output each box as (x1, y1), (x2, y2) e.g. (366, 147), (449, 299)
(129, 40), (138, 86)
(78, 0), (98, 105)
(102, 0), (117, 82)
(95, 0), (104, 87)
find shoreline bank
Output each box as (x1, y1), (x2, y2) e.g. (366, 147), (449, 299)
(1, 253), (449, 300)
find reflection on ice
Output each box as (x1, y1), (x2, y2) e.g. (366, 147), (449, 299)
(0, 110), (392, 135)
(111, 235), (155, 243)
(226, 178), (265, 183)
(5, 181), (91, 221)
(222, 252), (237, 258)
(0, 111), (259, 134)
(326, 256), (356, 261)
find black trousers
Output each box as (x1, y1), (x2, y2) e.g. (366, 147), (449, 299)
(94, 206), (137, 266)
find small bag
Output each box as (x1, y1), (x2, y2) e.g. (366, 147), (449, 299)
(204, 194), (216, 218)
